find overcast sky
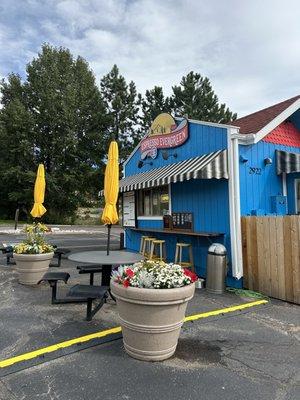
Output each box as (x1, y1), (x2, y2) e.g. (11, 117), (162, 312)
(0, 0), (299, 117)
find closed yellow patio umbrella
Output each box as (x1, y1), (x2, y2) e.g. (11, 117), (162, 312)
(30, 164), (47, 218)
(101, 141), (119, 255)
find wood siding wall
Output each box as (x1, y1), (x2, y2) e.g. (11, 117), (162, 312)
(241, 216), (300, 304)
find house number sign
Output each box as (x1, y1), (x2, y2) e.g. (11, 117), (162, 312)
(248, 167), (262, 175)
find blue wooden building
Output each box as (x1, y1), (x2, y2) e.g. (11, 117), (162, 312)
(119, 96), (300, 287)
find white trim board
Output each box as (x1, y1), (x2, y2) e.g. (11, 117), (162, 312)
(227, 127), (243, 280)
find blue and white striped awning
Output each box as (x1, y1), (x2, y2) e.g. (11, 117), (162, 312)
(118, 149), (228, 193)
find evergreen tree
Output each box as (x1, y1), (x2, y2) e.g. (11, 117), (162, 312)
(0, 74), (35, 218)
(100, 65), (141, 161)
(139, 86), (171, 132)
(0, 44), (108, 222)
(170, 71), (237, 123)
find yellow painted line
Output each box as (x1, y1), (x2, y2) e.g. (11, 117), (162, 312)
(0, 299), (267, 369)
(184, 299), (268, 322)
(0, 326), (122, 368)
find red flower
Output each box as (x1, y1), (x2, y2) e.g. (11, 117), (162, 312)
(125, 268), (134, 278)
(123, 278), (130, 288)
(183, 268), (198, 283)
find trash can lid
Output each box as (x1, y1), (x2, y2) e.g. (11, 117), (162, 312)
(208, 243), (227, 255)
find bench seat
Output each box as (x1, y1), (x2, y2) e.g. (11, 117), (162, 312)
(68, 284), (109, 321)
(68, 284), (109, 298)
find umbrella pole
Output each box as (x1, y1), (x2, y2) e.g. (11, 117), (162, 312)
(107, 224), (112, 255)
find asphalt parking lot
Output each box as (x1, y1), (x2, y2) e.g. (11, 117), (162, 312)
(0, 227), (299, 400)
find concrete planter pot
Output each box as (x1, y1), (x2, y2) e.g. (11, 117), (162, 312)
(14, 252), (54, 285)
(111, 281), (195, 361)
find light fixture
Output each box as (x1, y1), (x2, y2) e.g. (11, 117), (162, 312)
(239, 155), (248, 163)
(162, 151), (178, 160)
(264, 157), (272, 165)
(138, 160), (153, 168)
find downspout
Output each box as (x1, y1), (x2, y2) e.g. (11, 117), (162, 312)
(227, 127), (243, 279)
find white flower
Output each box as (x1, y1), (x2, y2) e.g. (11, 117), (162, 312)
(137, 270), (155, 288)
(111, 260), (197, 289)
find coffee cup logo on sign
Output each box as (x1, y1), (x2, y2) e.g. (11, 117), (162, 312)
(140, 114), (188, 160)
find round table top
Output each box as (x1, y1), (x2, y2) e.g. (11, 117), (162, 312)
(68, 250), (143, 265)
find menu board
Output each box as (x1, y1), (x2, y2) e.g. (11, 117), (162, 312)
(172, 212), (193, 231)
(122, 192), (136, 227)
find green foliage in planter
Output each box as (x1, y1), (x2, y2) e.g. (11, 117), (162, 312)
(14, 222), (54, 254)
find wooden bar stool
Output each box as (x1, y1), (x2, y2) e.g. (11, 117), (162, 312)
(142, 237), (156, 258)
(149, 240), (166, 261)
(174, 243), (194, 272)
(139, 235), (150, 254)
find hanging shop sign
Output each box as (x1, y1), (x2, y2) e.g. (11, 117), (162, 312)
(140, 113), (188, 159)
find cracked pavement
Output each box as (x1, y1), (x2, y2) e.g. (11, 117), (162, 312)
(0, 230), (299, 400)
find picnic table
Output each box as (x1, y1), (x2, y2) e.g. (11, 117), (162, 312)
(39, 250), (144, 321)
(68, 250), (143, 286)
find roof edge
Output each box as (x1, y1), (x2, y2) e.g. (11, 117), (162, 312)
(253, 98), (300, 143)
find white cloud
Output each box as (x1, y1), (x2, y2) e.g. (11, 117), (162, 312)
(0, 0), (300, 116)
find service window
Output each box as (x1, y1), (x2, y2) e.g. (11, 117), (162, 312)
(138, 186), (170, 217)
(295, 179), (300, 214)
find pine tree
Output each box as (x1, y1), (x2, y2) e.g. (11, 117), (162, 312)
(100, 65), (141, 161)
(139, 86), (171, 132)
(0, 74), (35, 218)
(170, 71), (237, 123)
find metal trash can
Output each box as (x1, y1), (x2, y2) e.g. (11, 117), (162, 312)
(206, 243), (227, 294)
